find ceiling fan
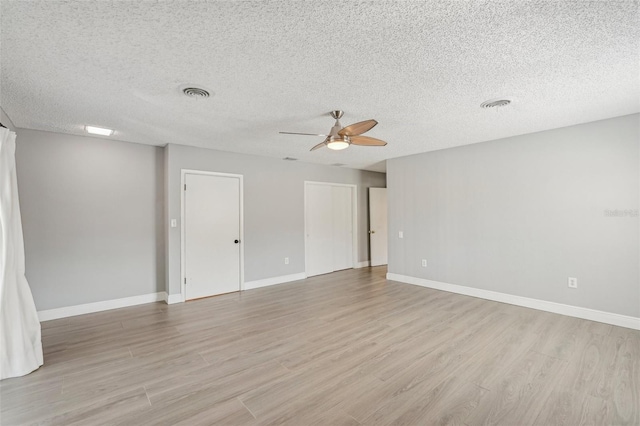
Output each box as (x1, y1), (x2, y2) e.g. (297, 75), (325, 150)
(280, 110), (388, 151)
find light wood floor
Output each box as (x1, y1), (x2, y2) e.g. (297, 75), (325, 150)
(1, 267), (638, 425)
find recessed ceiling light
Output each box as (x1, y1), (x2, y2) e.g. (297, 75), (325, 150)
(85, 125), (114, 136)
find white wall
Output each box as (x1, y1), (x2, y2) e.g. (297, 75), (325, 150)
(164, 143), (386, 296)
(15, 130), (165, 310)
(388, 114), (639, 318)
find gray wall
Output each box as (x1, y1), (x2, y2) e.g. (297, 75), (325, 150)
(388, 114), (639, 317)
(165, 143), (386, 296)
(1, 106), (16, 131)
(14, 130), (385, 309)
(15, 130), (165, 310)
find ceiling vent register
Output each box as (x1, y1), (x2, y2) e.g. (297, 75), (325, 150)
(480, 99), (511, 109)
(183, 87), (210, 98)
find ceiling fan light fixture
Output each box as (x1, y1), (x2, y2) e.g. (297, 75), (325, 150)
(327, 136), (350, 150)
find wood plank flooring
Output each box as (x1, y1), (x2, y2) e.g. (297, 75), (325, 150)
(1, 267), (638, 425)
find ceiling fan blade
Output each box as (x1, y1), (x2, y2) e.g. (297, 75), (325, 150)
(310, 141), (327, 151)
(338, 119), (378, 136)
(350, 135), (387, 146)
(280, 131), (328, 137)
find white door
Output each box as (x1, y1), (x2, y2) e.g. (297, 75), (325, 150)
(184, 173), (241, 300)
(369, 187), (388, 266)
(305, 184), (334, 277)
(332, 186), (353, 271)
(305, 182), (354, 277)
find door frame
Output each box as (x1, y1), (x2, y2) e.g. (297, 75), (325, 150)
(304, 181), (358, 276)
(181, 169), (245, 302)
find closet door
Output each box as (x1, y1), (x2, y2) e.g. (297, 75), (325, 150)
(305, 184), (334, 277)
(332, 186), (353, 271)
(305, 182), (354, 277)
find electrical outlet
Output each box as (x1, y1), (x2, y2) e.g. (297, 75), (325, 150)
(284, 257), (289, 265)
(170, 219), (177, 228)
(568, 277), (577, 288)
(421, 259), (427, 267)
(399, 231), (404, 238)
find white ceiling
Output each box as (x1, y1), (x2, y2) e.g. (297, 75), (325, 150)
(1, 1), (638, 173)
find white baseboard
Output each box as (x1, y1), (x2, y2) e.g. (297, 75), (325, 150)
(165, 293), (184, 304)
(244, 272), (307, 290)
(387, 273), (640, 331)
(38, 292), (167, 322)
(355, 261), (371, 268)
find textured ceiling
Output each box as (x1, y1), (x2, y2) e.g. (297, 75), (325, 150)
(1, 1), (638, 172)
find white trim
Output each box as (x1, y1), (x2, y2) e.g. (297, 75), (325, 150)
(165, 293), (184, 304)
(38, 292), (166, 322)
(304, 181), (359, 276)
(355, 261), (371, 268)
(387, 273), (640, 331)
(244, 272), (307, 290)
(181, 169), (245, 302)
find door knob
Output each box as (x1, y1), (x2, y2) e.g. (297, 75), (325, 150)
(234, 239), (240, 244)
(370, 230), (375, 234)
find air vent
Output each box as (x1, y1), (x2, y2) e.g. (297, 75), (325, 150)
(481, 99), (511, 109)
(283, 157), (298, 161)
(183, 87), (210, 98)
(331, 163), (345, 167)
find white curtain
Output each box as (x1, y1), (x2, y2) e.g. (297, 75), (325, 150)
(0, 127), (43, 380)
